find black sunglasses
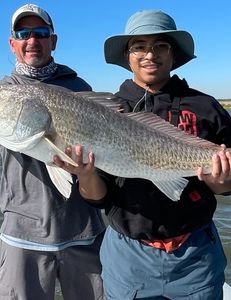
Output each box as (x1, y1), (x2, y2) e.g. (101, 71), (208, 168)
(12, 27), (52, 40)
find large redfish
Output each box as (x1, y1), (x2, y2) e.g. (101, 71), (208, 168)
(0, 83), (223, 200)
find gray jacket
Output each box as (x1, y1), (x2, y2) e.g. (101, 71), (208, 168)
(0, 64), (105, 244)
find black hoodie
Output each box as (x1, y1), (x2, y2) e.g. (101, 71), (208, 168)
(99, 75), (231, 240)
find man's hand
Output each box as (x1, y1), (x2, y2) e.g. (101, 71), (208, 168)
(53, 144), (96, 178)
(53, 145), (107, 201)
(197, 145), (231, 194)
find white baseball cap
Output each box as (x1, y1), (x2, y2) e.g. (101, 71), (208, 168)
(11, 4), (54, 33)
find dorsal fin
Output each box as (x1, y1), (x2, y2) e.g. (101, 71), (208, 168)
(74, 91), (122, 112)
(126, 112), (221, 149)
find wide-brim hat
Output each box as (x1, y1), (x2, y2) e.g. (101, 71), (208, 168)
(104, 10), (196, 71)
(11, 4), (54, 33)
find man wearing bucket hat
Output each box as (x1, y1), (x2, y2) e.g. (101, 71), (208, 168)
(0, 4), (106, 300)
(99, 9), (231, 299)
(55, 9), (231, 299)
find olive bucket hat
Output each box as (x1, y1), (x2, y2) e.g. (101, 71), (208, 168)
(104, 10), (196, 71)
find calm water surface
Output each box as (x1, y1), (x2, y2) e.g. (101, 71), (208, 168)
(214, 195), (231, 285)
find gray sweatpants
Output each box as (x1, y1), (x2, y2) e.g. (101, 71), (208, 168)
(0, 232), (105, 300)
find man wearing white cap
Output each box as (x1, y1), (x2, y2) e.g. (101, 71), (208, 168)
(0, 4), (105, 300)
(56, 9), (231, 300)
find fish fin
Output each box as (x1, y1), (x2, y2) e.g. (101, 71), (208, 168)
(0, 131), (45, 152)
(23, 137), (78, 199)
(44, 138), (78, 166)
(152, 177), (189, 201)
(46, 165), (73, 199)
(76, 92), (122, 112)
(21, 137), (78, 167)
(126, 112), (221, 149)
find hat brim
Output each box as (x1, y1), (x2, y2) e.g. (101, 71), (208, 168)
(104, 30), (196, 71)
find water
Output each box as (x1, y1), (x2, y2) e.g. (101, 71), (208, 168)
(215, 107), (231, 285)
(214, 195), (231, 285)
(219, 108), (231, 285)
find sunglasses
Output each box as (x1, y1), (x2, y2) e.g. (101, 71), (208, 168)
(129, 42), (171, 59)
(12, 27), (52, 40)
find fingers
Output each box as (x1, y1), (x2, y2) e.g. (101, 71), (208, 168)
(220, 144), (227, 150)
(224, 150), (231, 177)
(53, 145), (73, 168)
(65, 146), (72, 157)
(53, 144), (95, 177)
(88, 151), (95, 166)
(197, 166), (204, 181)
(211, 153), (222, 181)
(75, 144), (95, 171)
(218, 151), (230, 182)
(75, 144), (83, 166)
(197, 146), (231, 184)
(203, 150), (231, 184)
(213, 150), (231, 182)
(53, 154), (64, 167)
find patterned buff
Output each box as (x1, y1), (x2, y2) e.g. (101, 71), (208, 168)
(15, 59), (58, 80)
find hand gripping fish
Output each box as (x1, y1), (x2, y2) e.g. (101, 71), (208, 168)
(0, 83), (225, 201)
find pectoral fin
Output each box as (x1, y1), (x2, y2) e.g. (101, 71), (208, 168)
(23, 138), (79, 199)
(0, 131), (45, 152)
(22, 137), (78, 166)
(46, 165), (73, 199)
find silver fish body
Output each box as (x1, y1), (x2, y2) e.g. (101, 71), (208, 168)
(0, 84), (222, 200)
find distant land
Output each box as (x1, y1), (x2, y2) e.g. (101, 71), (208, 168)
(218, 98), (231, 109)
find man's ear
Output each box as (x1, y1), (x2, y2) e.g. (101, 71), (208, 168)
(9, 37), (16, 53)
(51, 34), (57, 51)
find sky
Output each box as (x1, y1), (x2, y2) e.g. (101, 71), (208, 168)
(0, 0), (230, 99)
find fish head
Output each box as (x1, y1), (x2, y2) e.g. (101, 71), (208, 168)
(0, 84), (52, 150)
